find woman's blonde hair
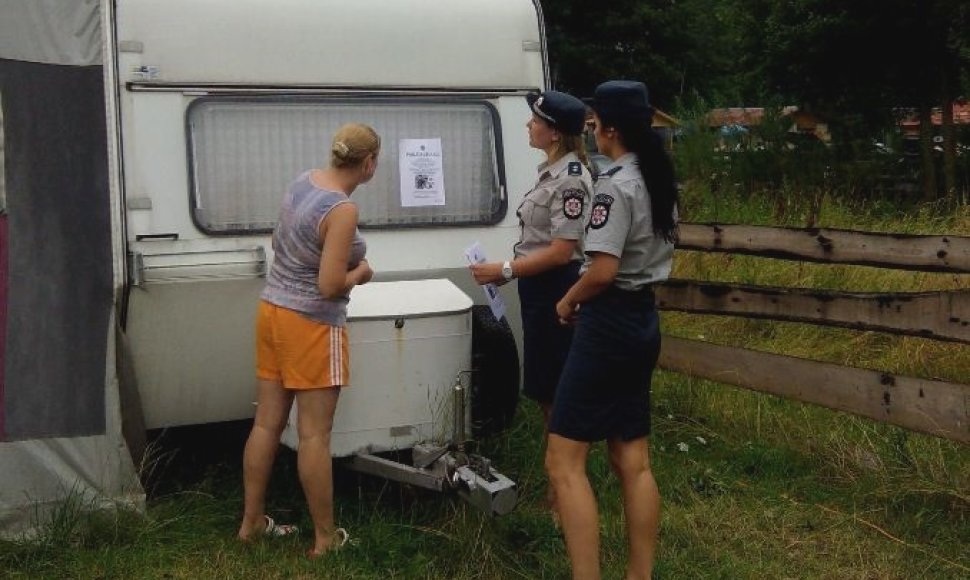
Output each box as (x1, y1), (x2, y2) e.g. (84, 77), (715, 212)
(330, 123), (381, 169)
(548, 133), (591, 171)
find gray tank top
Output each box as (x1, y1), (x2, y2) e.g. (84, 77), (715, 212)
(261, 172), (367, 326)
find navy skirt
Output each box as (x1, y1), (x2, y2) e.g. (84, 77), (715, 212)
(518, 261), (581, 404)
(549, 285), (660, 442)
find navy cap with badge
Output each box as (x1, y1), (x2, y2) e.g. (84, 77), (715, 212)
(587, 80), (654, 126)
(527, 90), (587, 136)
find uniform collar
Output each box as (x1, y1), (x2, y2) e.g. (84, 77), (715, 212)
(537, 151), (580, 180)
(598, 153), (638, 178)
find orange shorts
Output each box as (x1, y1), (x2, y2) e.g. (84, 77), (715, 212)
(255, 301), (349, 389)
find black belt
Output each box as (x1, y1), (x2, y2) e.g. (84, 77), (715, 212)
(600, 284), (655, 304)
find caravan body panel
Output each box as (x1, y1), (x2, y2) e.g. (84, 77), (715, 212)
(116, 0), (546, 428)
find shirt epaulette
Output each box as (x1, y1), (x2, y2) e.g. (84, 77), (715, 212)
(595, 165), (622, 181)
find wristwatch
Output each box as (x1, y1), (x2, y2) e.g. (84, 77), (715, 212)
(501, 260), (514, 281)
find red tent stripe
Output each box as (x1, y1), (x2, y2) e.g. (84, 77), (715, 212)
(0, 214), (7, 439)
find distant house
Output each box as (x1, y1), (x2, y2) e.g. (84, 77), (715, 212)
(899, 101), (970, 138)
(707, 106), (830, 147)
(652, 108), (680, 150)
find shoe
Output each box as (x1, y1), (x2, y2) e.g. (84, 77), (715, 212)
(263, 515), (299, 538)
(307, 528), (350, 558)
(333, 527), (349, 548)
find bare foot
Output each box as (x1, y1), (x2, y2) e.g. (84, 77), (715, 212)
(237, 514), (265, 542)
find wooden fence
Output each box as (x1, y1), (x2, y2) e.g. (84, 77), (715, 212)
(656, 223), (970, 443)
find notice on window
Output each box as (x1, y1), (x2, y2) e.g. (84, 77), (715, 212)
(399, 138), (445, 207)
(463, 241), (506, 322)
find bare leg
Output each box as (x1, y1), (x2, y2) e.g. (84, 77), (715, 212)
(539, 402), (558, 516)
(239, 379), (294, 540)
(546, 433), (600, 580)
(608, 437), (660, 580)
(294, 387), (341, 557)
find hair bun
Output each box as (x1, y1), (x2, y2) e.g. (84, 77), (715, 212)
(333, 141), (351, 157)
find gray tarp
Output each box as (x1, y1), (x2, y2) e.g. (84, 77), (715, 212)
(0, 0), (142, 535)
(0, 0), (102, 66)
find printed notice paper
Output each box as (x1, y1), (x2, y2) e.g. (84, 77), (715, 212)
(463, 241), (506, 321)
(399, 138), (446, 207)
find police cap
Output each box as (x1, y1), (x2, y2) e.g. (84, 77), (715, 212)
(588, 80), (654, 125)
(527, 90), (587, 136)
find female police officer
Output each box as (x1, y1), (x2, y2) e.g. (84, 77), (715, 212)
(547, 81), (678, 580)
(470, 90), (592, 509)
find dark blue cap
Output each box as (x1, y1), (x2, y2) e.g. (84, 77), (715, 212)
(527, 90), (587, 136)
(588, 80), (653, 125)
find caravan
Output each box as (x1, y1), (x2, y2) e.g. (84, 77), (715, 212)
(0, 0), (550, 531)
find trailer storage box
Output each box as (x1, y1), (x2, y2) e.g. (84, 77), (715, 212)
(281, 279), (473, 457)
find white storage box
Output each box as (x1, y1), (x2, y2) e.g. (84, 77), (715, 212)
(281, 279), (473, 457)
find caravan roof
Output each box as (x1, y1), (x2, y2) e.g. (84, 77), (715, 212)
(118, 0), (548, 89)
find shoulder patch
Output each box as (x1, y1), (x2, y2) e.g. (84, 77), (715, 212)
(561, 188), (585, 220)
(597, 165), (622, 180)
(588, 193), (614, 230)
(568, 161), (582, 176)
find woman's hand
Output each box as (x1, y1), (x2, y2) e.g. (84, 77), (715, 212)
(556, 297), (578, 325)
(469, 262), (506, 286)
(352, 259), (374, 286)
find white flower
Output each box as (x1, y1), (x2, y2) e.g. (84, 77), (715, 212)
(695, 436), (708, 445)
(677, 442), (689, 453)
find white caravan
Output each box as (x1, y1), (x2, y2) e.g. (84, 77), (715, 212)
(0, 0), (549, 531)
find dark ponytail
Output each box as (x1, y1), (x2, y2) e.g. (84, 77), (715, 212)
(605, 114), (679, 243)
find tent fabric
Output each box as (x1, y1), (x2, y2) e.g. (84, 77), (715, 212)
(0, 0), (102, 66)
(0, 214), (7, 439)
(0, 0), (143, 535)
(0, 59), (111, 440)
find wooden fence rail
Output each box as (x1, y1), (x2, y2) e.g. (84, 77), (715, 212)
(677, 223), (970, 272)
(659, 222), (970, 443)
(656, 282), (970, 344)
(659, 337), (968, 443)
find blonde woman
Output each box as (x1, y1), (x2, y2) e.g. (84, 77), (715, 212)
(238, 123), (379, 558)
(470, 90), (592, 512)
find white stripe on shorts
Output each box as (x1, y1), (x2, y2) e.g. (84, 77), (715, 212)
(330, 326), (339, 385)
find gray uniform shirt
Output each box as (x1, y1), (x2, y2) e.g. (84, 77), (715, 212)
(513, 152), (593, 261)
(582, 153), (675, 290)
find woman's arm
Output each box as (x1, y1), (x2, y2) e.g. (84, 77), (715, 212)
(469, 238), (577, 285)
(317, 203), (372, 299)
(555, 252), (618, 323)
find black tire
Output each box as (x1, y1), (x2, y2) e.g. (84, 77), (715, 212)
(470, 305), (520, 437)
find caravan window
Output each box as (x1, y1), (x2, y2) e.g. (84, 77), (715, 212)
(187, 98), (505, 234)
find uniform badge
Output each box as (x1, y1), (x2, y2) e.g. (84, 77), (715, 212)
(568, 161), (582, 176)
(562, 188), (585, 220)
(588, 193), (614, 230)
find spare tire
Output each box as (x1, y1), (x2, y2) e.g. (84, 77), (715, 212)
(470, 305), (520, 436)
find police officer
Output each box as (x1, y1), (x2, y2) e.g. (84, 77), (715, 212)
(546, 81), (678, 580)
(470, 89), (592, 498)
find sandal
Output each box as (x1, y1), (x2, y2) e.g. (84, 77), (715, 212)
(333, 527), (350, 548)
(307, 527), (350, 558)
(263, 515), (300, 538)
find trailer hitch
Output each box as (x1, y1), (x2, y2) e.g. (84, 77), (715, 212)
(348, 371), (517, 515)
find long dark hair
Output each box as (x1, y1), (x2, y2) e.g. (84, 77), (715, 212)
(603, 113), (678, 243)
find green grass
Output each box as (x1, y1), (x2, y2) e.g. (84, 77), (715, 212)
(0, 392), (967, 579)
(1, 191), (967, 579)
